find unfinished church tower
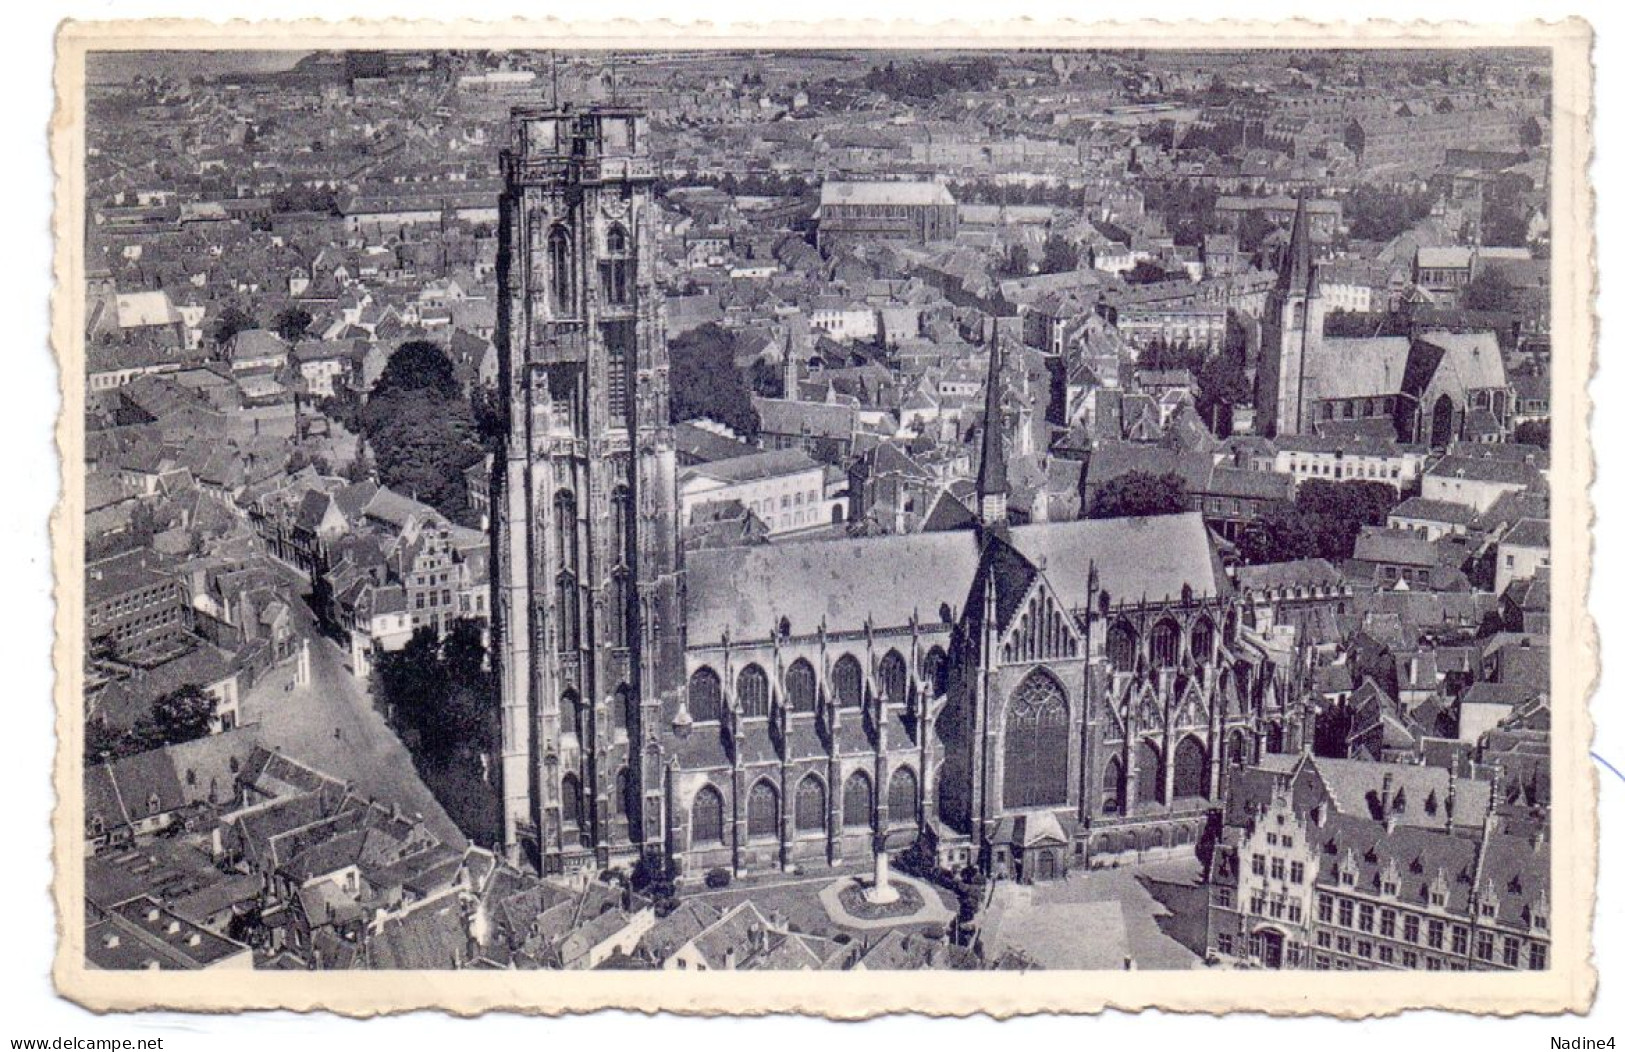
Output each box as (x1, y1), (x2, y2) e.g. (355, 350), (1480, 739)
(495, 106), (683, 875)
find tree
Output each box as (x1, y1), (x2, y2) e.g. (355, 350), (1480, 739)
(1089, 471), (1189, 519)
(148, 684), (217, 747)
(1343, 185), (1437, 242)
(1238, 478), (1399, 564)
(1461, 265), (1516, 311)
(360, 342), (485, 523)
(1124, 259), (1174, 285)
(1194, 350), (1251, 434)
(371, 340), (463, 402)
(998, 244), (1032, 279)
(1519, 115), (1544, 149)
(211, 306), (257, 348)
(747, 357), (785, 399)
(1038, 234), (1080, 275)
(668, 323), (760, 439)
(1514, 418), (1550, 449)
(1238, 504), (1322, 564)
(273, 305), (313, 343)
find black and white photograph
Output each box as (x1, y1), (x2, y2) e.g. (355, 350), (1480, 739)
(47, 21), (1595, 1018)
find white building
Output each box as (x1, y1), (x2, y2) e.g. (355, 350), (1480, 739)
(680, 448), (846, 537)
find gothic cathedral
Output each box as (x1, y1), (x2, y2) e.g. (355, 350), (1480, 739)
(496, 106), (1303, 885)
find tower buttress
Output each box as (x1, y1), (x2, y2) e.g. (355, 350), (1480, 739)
(496, 105), (681, 874)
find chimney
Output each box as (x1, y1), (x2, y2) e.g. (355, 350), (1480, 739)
(1379, 772), (1394, 820)
(723, 945), (737, 970)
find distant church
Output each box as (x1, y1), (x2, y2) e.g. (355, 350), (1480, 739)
(495, 105), (1305, 885)
(1258, 196), (1511, 446)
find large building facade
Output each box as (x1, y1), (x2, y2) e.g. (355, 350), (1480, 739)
(497, 107), (1303, 883)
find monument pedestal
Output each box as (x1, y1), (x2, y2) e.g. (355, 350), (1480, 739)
(862, 847), (899, 906)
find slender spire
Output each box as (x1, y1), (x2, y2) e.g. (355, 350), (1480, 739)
(977, 320), (1009, 525)
(1279, 192), (1316, 293)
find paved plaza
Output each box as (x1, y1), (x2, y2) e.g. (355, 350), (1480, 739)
(239, 574), (466, 850)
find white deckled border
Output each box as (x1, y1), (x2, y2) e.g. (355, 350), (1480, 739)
(48, 16), (1597, 1017)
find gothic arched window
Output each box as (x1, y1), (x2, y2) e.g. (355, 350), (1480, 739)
(548, 225), (573, 314)
(1137, 739), (1165, 805)
(613, 684), (633, 733)
(1227, 727), (1251, 769)
(1150, 618), (1181, 668)
(1107, 621), (1138, 670)
(746, 781), (779, 840)
(737, 664), (770, 719)
(887, 766), (919, 825)
(603, 224), (632, 305)
(556, 575), (579, 653)
(691, 786), (724, 845)
(922, 646), (949, 697)
(832, 654), (864, 709)
(1103, 754), (1125, 815)
(1173, 735), (1209, 800)
(563, 690), (583, 741)
(611, 485), (633, 566)
(785, 659), (817, 713)
(554, 490), (578, 574)
(609, 571), (631, 648)
(1190, 617), (1215, 664)
(879, 649), (908, 705)
(1003, 669), (1069, 808)
(615, 767), (634, 817)
(560, 772), (583, 829)
(842, 771), (873, 829)
(795, 774), (827, 833)
(688, 667), (722, 722)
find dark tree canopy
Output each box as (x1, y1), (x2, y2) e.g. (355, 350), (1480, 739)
(998, 244), (1033, 279)
(150, 684), (218, 746)
(668, 323), (760, 439)
(1038, 235), (1081, 275)
(861, 56), (1000, 101)
(1519, 115), (1544, 149)
(211, 306), (258, 348)
(748, 357), (785, 399)
(1514, 418), (1550, 449)
(1343, 185), (1438, 242)
(360, 342), (485, 524)
(1194, 350), (1251, 431)
(371, 622), (498, 765)
(1124, 259), (1177, 285)
(274, 305), (313, 343)
(373, 340), (464, 401)
(1238, 478), (1400, 565)
(1089, 470), (1189, 520)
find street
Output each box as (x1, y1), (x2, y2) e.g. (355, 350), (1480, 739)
(240, 564), (468, 850)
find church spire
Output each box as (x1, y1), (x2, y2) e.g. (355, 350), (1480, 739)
(1279, 192), (1317, 293)
(977, 320), (1009, 526)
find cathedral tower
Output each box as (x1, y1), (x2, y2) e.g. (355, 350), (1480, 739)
(495, 106), (683, 874)
(1257, 196), (1325, 438)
